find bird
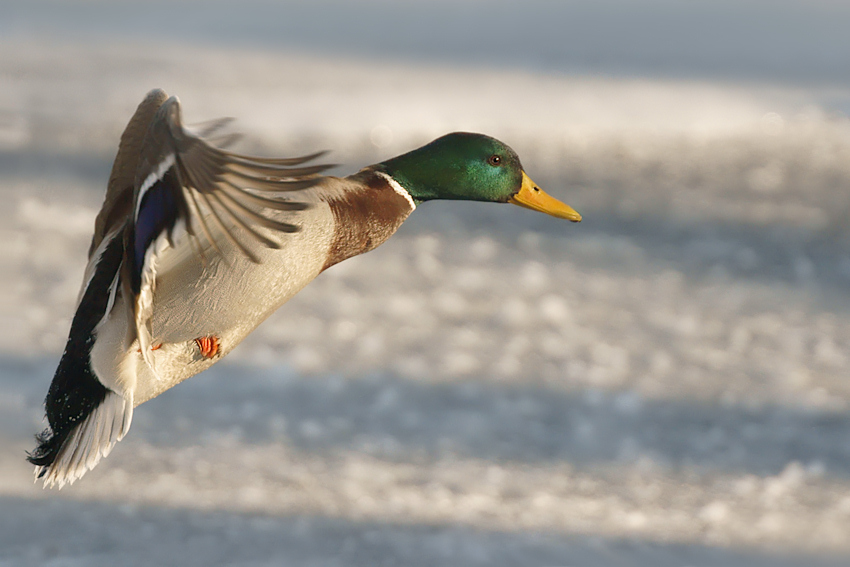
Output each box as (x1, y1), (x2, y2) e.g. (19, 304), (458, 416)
(28, 88), (581, 488)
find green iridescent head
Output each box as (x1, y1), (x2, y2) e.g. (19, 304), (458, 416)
(375, 132), (581, 221)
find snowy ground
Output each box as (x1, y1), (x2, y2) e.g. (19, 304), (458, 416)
(3, 2), (850, 566)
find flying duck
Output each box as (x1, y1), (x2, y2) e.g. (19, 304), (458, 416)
(29, 88), (581, 487)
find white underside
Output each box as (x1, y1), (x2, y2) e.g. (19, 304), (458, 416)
(94, 182), (340, 406)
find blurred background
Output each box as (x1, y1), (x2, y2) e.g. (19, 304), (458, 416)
(2, 1), (850, 565)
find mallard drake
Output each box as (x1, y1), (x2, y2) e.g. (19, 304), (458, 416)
(28, 89), (581, 488)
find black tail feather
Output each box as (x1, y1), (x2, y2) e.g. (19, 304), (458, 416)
(27, 345), (110, 470)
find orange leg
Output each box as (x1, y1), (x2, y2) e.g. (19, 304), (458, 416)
(194, 335), (220, 359)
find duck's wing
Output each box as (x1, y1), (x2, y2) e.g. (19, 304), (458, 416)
(129, 92), (330, 370)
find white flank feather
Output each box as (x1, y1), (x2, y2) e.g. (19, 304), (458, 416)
(135, 231), (173, 377)
(36, 390), (133, 489)
(136, 251), (157, 372)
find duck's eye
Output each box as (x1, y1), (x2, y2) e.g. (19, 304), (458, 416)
(488, 155), (502, 166)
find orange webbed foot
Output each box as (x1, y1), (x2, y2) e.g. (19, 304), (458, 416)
(194, 336), (220, 359)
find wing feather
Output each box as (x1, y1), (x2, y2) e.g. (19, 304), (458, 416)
(215, 187), (301, 233)
(205, 191), (281, 249)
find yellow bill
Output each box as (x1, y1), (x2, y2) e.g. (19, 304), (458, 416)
(508, 172), (582, 222)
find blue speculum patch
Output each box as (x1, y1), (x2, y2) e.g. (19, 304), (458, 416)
(133, 166), (181, 291)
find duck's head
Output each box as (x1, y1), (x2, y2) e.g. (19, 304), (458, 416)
(375, 132), (581, 222)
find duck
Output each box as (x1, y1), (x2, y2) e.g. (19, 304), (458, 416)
(28, 88), (581, 488)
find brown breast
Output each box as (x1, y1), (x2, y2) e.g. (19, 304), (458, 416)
(322, 169), (415, 271)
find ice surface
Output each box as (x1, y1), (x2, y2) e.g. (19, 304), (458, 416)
(3, 3), (850, 565)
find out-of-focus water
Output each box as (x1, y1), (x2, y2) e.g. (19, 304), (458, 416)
(4, 0), (850, 90)
(2, 3), (850, 566)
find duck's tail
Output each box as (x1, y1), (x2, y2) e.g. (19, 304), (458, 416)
(28, 229), (133, 488)
(29, 383), (132, 488)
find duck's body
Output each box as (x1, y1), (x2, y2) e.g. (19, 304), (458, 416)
(99, 169), (414, 407)
(29, 89), (580, 488)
